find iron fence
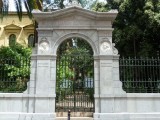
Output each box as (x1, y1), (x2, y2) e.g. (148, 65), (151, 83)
(56, 55), (94, 112)
(1, 56), (160, 93)
(0, 57), (30, 93)
(120, 57), (160, 93)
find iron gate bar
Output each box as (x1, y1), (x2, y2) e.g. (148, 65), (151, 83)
(0, 57), (30, 93)
(119, 57), (160, 93)
(56, 54), (94, 112)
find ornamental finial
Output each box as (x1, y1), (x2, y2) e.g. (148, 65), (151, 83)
(65, 0), (82, 8)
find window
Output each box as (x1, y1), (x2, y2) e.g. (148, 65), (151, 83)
(28, 34), (34, 47)
(9, 34), (16, 46)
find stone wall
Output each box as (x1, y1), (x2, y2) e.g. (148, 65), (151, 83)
(1, 94), (160, 119)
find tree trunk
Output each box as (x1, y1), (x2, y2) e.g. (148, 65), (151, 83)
(0, 0), (3, 12)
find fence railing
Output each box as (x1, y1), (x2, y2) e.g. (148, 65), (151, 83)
(1, 56), (160, 93)
(119, 57), (160, 93)
(0, 57), (30, 93)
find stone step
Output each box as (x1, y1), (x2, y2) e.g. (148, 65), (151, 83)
(56, 117), (93, 120)
(56, 112), (93, 117)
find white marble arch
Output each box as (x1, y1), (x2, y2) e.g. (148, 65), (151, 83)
(29, 6), (125, 119)
(53, 33), (98, 55)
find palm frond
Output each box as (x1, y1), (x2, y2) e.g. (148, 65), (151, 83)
(0, 0), (3, 9)
(24, 0), (33, 19)
(0, 0), (9, 20)
(14, 0), (22, 21)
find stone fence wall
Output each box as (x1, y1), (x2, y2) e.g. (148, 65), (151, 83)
(0, 93), (160, 120)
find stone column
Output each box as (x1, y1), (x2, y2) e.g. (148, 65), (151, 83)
(25, 32), (56, 119)
(93, 29), (126, 119)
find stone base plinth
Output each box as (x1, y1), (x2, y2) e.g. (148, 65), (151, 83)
(94, 113), (160, 120)
(0, 113), (56, 120)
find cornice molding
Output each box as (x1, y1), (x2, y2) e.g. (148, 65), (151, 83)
(32, 7), (118, 22)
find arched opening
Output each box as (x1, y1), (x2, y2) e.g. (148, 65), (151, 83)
(56, 37), (94, 117)
(9, 34), (16, 46)
(28, 34), (34, 47)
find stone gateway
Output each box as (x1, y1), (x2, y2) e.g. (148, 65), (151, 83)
(30, 6), (124, 119)
(1, 6), (160, 120)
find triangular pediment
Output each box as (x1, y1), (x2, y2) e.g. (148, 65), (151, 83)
(4, 24), (21, 30)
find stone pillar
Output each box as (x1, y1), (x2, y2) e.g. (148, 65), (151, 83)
(97, 29), (125, 94)
(94, 29), (126, 119)
(25, 32), (56, 119)
(33, 55), (55, 113)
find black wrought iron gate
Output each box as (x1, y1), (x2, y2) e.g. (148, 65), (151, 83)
(56, 54), (94, 113)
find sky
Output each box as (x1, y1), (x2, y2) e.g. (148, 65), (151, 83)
(9, 0), (26, 11)
(9, 0), (106, 11)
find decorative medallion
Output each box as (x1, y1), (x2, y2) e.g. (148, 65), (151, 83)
(100, 41), (111, 52)
(39, 38), (49, 53)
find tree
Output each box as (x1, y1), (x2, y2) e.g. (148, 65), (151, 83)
(79, 0), (97, 9)
(0, 43), (31, 92)
(114, 0), (160, 57)
(92, 0), (160, 57)
(57, 38), (93, 83)
(92, 2), (110, 12)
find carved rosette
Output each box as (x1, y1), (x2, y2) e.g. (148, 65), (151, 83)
(39, 38), (50, 54)
(100, 38), (112, 55)
(100, 41), (111, 52)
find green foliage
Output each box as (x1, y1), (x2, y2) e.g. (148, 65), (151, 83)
(85, 88), (94, 102)
(79, 0), (97, 9)
(57, 38), (93, 80)
(114, 0), (160, 57)
(92, 0), (160, 57)
(56, 38), (94, 101)
(56, 57), (74, 83)
(0, 43), (31, 92)
(0, 43), (31, 58)
(92, 2), (110, 12)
